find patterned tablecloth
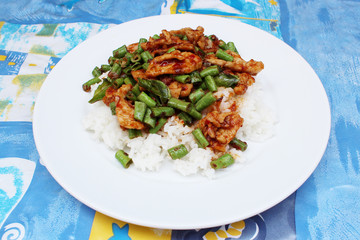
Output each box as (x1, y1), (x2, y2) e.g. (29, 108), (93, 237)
(0, 0), (359, 239)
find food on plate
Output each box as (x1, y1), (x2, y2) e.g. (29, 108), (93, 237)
(82, 26), (276, 177)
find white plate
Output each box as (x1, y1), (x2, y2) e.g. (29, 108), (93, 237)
(33, 14), (331, 229)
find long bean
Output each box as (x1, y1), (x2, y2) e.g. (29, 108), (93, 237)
(109, 101), (116, 115)
(186, 105), (202, 120)
(131, 83), (141, 96)
(210, 153), (234, 169)
(143, 108), (156, 128)
(137, 38), (147, 53)
(174, 75), (190, 83)
(227, 41), (238, 53)
(151, 107), (175, 117)
(168, 144), (189, 159)
(138, 92), (157, 107)
(200, 65), (219, 78)
(115, 150), (133, 168)
(190, 71), (202, 84)
(216, 49), (234, 61)
(204, 75), (217, 92)
(113, 45), (127, 58)
(189, 88), (205, 103)
(230, 138), (248, 151)
(128, 129), (142, 139)
(177, 112), (193, 126)
(192, 128), (209, 148)
(101, 64), (111, 72)
(92, 66), (102, 77)
(140, 51), (153, 63)
(82, 77), (101, 92)
(167, 98), (191, 112)
(134, 101), (147, 122)
(149, 118), (167, 134)
(195, 92), (216, 111)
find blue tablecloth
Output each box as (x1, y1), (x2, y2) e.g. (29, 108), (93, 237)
(0, 0), (359, 239)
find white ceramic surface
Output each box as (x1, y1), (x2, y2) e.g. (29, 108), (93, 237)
(33, 14), (331, 229)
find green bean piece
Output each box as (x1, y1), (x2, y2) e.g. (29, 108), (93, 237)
(143, 108), (156, 128)
(131, 62), (143, 71)
(142, 62), (149, 70)
(88, 80), (111, 103)
(82, 77), (101, 92)
(174, 75), (190, 83)
(137, 38), (147, 53)
(152, 34), (160, 39)
(131, 83), (141, 96)
(195, 92), (216, 111)
(199, 82), (208, 90)
(109, 101), (116, 115)
(230, 138), (248, 151)
(120, 56), (130, 68)
(168, 144), (189, 160)
(216, 49), (234, 62)
(167, 47), (176, 53)
(108, 56), (116, 66)
(134, 101), (147, 122)
(131, 53), (141, 63)
(227, 42), (238, 53)
(114, 78), (124, 88)
(149, 118), (167, 134)
(214, 73), (239, 88)
(218, 40), (229, 50)
(186, 105), (202, 120)
(101, 64), (111, 72)
(200, 65), (220, 78)
(151, 107), (175, 117)
(115, 150), (133, 169)
(211, 153), (235, 169)
(204, 75), (218, 92)
(138, 92), (157, 107)
(177, 112), (193, 126)
(192, 128), (209, 148)
(167, 97), (191, 112)
(128, 129), (143, 139)
(92, 66), (102, 77)
(113, 45), (128, 58)
(140, 51), (153, 63)
(126, 91), (137, 101)
(190, 71), (202, 84)
(124, 76), (136, 86)
(109, 62), (121, 78)
(182, 35), (188, 41)
(189, 88), (205, 103)
(138, 78), (171, 100)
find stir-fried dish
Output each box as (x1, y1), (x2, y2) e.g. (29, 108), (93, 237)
(83, 26), (264, 170)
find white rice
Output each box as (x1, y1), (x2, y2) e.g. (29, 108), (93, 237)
(82, 81), (277, 178)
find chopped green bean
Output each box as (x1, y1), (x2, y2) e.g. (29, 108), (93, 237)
(218, 40), (229, 50)
(189, 88), (205, 103)
(114, 78), (124, 88)
(167, 97), (191, 112)
(216, 49), (234, 62)
(186, 105), (202, 120)
(134, 101), (147, 122)
(128, 129), (143, 139)
(174, 75), (190, 83)
(82, 77), (101, 92)
(138, 92), (157, 107)
(190, 71), (202, 84)
(109, 101), (116, 115)
(143, 108), (156, 128)
(137, 38), (147, 53)
(195, 92), (216, 111)
(140, 51), (153, 63)
(115, 150), (133, 168)
(131, 83), (141, 96)
(204, 75), (217, 92)
(230, 138), (248, 151)
(192, 128), (209, 148)
(113, 45), (128, 58)
(200, 65), (219, 78)
(152, 34), (160, 39)
(101, 64), (111, 72)
(227, 42), (238, 53)
(177, 112), (193, 126)
(130, 53), (141, 63)
(124, 76), (136, 86)
(126, 91), (137, 101)
(199, 82), (208, 90)
(142, 62), (149, 70)
(92, 66), (102, 77)
(211, 153), (234, 169)
(149, 118), (167, 133)
(151, 107), (175, 117)
(168, 144), (189, 159)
